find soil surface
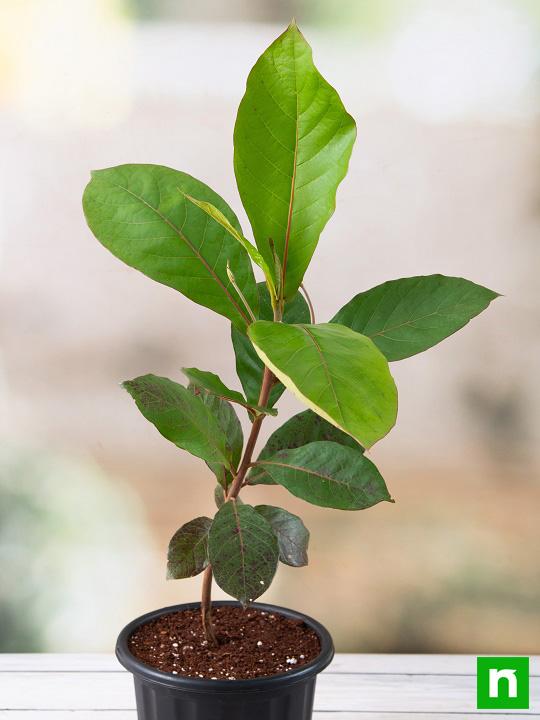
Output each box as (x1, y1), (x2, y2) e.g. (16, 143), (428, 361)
(128, 606), (321, 679)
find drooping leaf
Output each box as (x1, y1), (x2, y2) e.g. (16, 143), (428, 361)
(331, 275), (500, 361)
(255, 505), (309, 567)
(234, 22), (356, 298)
(123, 374), (232, 468)
(183, 367), (276, 416)
(188, 383), (243, 487)
(253, 441), (392, 510)
(167, 517), (212, 579)
(249, 409), (363, 485)
(208, 500), (278, 605)
(83, 164), (258, 331)
(248, 322), (398, 448)
(182, 194), (277, 300)
(231, 283), (310, 406)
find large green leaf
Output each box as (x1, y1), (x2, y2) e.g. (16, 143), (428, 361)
(208, 500), (278, 605)
(123, 374), (231, 468)
(332, 275), (499, 361)
(167, 517), (212, 579)
(83, 164), (258, 331)
(253, 441), (392, 510)
(183, 367), (276, 417)
(248, 322), (398, 448)
(188, 384), (243, 487)
(249, 409), (363, 485)
(234, 22), (356, 298)
(231, 283), (310, 406)
(255, 505), (309, 567)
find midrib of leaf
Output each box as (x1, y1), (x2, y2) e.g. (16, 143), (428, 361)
(249, 340), (353, 441)
(369, 310), (441, 339)
(300, 326), (345, 426)
(231, 501), (248, 599)
(357, 277), (422, 337)
(116, 183), (250, 327)
(257, 458), (355, 490)
(158, 392), (231, 469)
(191, 530), (209, 559)
(280, 37), (300, 294)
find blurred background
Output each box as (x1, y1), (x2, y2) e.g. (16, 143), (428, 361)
(1, 0), (539, 654)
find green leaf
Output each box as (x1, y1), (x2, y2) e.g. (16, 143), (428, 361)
(183, 367), (276, 417)
(123, 374), (232, 468)
(208, 500), (279, 605)
(188, 384), (243, 487)
(83, 164), (258, 331)
(254, 505), (309, 567)
(234, 22), (356, 299)
(248, 321), (398, 448)
(331, 275), (500, 362)
(253, 441), (392, 510)
(167, 517), (212, 579)
(231, 283), (310, 406)
(249, 409), (363, 485)
(214, 484), (243, 508)
(214, 484), (226, 508)
(182, 194), (277, 301)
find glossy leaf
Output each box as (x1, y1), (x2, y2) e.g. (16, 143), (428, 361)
(332, 274), (500, 361)
(234, 22), (356, 298)
(123, 374), (232, 468)
(189, 384), (243, 487)
(231, 283), (310, 406)
(248, 322), (398, 448)
(83, 164), (257, 331)
(253, 441), (392, 510)
(167, 517), (212, 579)
(249, 409), (363, 485)
(208, 500), (278, 605)
(183, 194), (277, 300)
(183, 367), (276, 417)
(255, 505), (309, 567)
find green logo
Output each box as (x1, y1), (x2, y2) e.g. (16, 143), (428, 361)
(477, 657), (529, 709)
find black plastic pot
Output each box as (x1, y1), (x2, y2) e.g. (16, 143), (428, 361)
(116, 600), (334, 720)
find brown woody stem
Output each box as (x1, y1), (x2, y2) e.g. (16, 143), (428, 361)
(226, 367), (274, 501)
(200, 365), (275, 643)
(201, 564), (218, 647)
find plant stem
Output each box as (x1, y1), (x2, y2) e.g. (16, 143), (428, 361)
(201, 564), (218, 647)
(226, 366), (274, 501)
(200, 304), (279, 644)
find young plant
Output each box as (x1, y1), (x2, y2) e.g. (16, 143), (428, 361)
(82, 22), (498, 645)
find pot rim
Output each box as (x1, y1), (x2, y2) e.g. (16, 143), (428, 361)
(116, 600), (334, 693)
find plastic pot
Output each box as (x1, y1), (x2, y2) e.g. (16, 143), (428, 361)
(116, 600), (334, 720)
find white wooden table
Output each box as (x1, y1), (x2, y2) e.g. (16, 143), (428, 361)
(0, 654), (538, 718)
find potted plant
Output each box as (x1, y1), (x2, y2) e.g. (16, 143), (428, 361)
(82, 21), (498, 720)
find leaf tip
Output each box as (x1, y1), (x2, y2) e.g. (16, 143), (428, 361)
(287, 17), (304, 37)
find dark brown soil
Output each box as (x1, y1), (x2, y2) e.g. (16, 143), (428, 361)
(128, 606), (321, 680)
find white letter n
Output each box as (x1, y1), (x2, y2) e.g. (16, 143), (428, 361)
(489, 668), (518, 698)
